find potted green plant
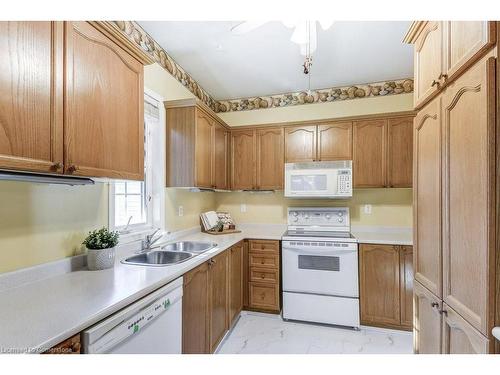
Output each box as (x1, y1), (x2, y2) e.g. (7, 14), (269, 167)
(83, 227), (119, 271)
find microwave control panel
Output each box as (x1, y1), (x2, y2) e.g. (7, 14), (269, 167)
(337, 170), (352, 194)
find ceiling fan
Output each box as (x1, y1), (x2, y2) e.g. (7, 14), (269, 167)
(230, 20), (334, 56)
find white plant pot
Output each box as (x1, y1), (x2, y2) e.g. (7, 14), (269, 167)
(86, 246), (116, 271)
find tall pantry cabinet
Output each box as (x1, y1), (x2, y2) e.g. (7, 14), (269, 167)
(405, 21), (499, 354)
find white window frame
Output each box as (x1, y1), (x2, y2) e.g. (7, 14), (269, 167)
(108, 89), (166, 243)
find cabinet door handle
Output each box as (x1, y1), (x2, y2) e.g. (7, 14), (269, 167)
(438, 73), (448, 81)
(431, 302), (439, 308)
(51, 162), (63, 171)
(438, 309), (448, 316)
(431, 79), (439, 87)
(67, 164), (78, 173)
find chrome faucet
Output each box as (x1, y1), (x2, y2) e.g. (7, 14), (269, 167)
(139, 228), (162, 253)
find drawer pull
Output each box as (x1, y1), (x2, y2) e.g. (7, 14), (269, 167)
(260, 292), (266, 300)
(261, 273), (266, 279)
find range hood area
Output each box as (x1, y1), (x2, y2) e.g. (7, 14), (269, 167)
(0, 170), (95, 186)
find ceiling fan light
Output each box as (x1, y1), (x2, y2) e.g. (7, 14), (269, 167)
(318, 20), (334, 30)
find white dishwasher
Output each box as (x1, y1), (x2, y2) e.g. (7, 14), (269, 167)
(82, 277), (183, 354)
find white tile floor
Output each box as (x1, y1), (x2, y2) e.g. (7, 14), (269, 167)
(217, 311), (413, 354)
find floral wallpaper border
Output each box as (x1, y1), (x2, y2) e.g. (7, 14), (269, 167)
(113, 21), (414, 114)
(216, 79), (414, 112)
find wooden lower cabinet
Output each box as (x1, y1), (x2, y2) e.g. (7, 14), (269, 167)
(229, 242), (243, 326)
(359, 244), (413, 330)
(182, 262), (210, 354)
(208, 250), (229, 353)
(43, 334), (81, 354)
(413, 281), (442, 354)
(442, 303), (490, 354)
(246, 240), (281, 313)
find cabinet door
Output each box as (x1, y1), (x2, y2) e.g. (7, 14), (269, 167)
(0, 21), (64, 173)
(256, 127), (284, 190)
(413, 281), (442, 354)
(444, 21), (496, 81)
(353, 119), (387, 187)
(414, 97), (442, 297)
(231, 130), (255, 190)
(399, 246), (414, 329)
(209, 250), (229, 353)
(442, 54), (495, 335)
(442, 303), (490, 354)
(387, 117), (413, 187)
(182, 262), (210, 354)
(414, 21), (443, 108)
(64, 22), (144, 180)
(284, 125), (316, 162)
(317, 122), (352, 161)
(229, 243), (243, 325)
(359, 244), (401, 327)
(195, 110), (214, 188)
(213, 122), (228, 189)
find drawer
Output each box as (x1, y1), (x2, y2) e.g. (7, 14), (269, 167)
(249, 240), (279, 254)
(249, 253), (279, 269)
(249, 282), (279, 311)
(250, 267), (279, 283)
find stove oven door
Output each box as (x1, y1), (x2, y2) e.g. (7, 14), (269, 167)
(282, 240), (359, 297)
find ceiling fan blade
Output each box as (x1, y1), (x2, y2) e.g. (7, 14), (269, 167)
(230, 21), (268, 35)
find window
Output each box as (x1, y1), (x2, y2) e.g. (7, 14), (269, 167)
(109, 91), (165, 238)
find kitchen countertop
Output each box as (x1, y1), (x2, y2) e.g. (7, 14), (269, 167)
(0, 224), (285, 353)
(352, 226), (413, 246)
(0, 223), (411, 353)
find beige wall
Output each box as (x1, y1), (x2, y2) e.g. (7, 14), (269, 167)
(0, 182), (108, 274)
(218, 93), (413, 127)
(165, 189), (216, 232)
(215, 189), (412, 227)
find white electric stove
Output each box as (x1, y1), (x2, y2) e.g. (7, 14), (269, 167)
(282, 207), (360, 329)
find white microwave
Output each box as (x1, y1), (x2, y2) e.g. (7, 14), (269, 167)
(284, 161), (352, 198)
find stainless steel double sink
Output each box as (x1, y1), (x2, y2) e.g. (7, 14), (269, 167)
(122, 241), (217, 266)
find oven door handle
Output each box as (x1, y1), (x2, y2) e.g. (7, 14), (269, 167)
(282, 246), (357, 255)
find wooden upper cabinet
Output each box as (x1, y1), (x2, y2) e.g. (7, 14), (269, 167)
(284, 125), (316, 162)
(209, 250), (229, 353)
(165, 100), (229, 188)
(441, 53), (495, 336)
(414, 97), (442, 298)
(231, 130), (256, 190)
(182, 262), (210, 354)
(256, 127), (284, 190)
(413, 281), (442, 354)
(214, 122), (229, 190)
(413, 21), (443, 108)
(317, 122), (352, 161)
(387, 117), (413, 187)
(360, 244), (401, 327)
(442, 303), (490, 354)
(64, 22), (144, 180)
(229, 242), (244, 325)
(195, 110), (214, 188)
(399, 245), (414, 328)
(443, 21), (496, 82)
(0, 21), (64, 174)
(353, 119), (387, 187)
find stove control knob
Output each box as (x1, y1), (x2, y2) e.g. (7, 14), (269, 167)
(293, 217), (299, 222)
(292, 211), (298, 217)
(325, 214), (331, 220)
(304, 214), (309, 219)
(338, 218), (343, 223)
(337, 212), (343, 217)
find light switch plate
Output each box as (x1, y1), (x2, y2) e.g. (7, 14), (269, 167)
(363, 204), (372, 214)
(178, 206), (184, 216)
(240, 204), (247, 213)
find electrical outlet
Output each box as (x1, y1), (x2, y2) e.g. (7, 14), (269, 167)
(364, 204), (372, 214)
(240, 204), (247, 213)
(178, 206), (184, 217)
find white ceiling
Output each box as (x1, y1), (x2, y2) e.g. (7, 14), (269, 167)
(139, 21), (413, 100)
